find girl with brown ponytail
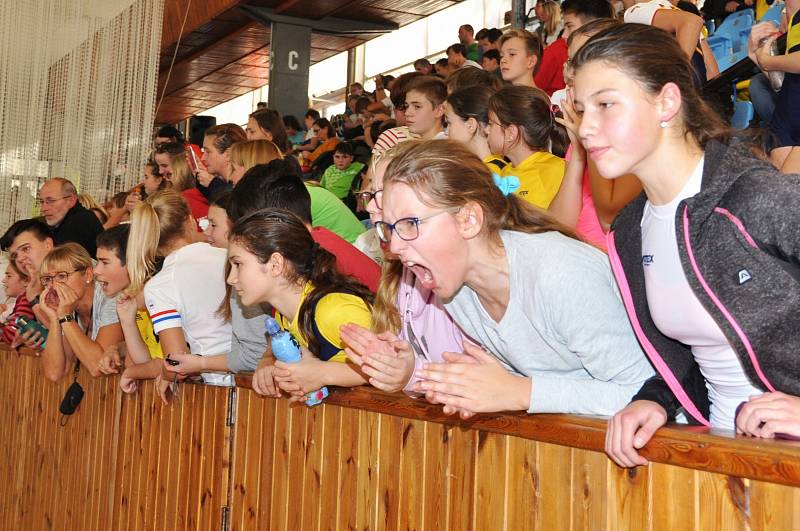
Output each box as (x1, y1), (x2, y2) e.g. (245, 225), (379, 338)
(375, 139), (653, 418)
(227, 209), (373, 398)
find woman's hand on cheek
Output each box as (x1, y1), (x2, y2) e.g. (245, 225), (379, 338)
(273, 348), (327, 395)
(736, 391), (800, 438)
(415, 342), (531, 414)
(39, 288), (59, 324)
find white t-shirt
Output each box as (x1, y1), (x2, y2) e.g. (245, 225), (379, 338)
(145, 242), (233, 386)
(641, 157), (761, 429)
(624, 0), (675, 25)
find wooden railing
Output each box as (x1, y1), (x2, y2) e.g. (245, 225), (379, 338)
(2, 344), (800, 530)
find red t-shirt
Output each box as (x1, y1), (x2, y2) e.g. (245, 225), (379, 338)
(181, 188), (209, 231)
(311, 227), (380, 293)
(534, 38), (568, 96)
(2, 294), (35, 344)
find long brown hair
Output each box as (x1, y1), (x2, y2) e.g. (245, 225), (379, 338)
(489, 85), (567, 156)
(383, 139), (580, 248)
(229, 209), (374, 355)
(571, 23), (729, 148)
(204, 123), (247, 154)
(249, 110), (292, 153)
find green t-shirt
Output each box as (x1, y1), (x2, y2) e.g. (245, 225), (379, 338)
(320, 161), (365, 199)
(306, 184), (366, 243)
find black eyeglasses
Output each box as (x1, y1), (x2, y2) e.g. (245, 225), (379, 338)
(374, 208), (460, 244)
(356, 189), (382, 209)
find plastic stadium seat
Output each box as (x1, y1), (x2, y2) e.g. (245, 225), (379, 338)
(716, 9), (755, 49)
(731, 100), (754, 129)
(759, 3), (784, 25)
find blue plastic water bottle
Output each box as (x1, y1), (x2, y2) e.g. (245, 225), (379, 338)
(265, 316), (328, 406)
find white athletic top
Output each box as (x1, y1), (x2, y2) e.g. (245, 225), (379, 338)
(641, 157), (761, 429)
(624, 0), (675, 25)
(145, 242), (233, 387)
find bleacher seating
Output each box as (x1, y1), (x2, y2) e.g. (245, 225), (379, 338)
(731, 100), (755, 128)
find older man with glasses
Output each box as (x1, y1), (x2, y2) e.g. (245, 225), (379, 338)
(37, 178), (103, 258)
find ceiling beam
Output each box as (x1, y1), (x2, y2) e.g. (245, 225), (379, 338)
(239, 5), (399, 36)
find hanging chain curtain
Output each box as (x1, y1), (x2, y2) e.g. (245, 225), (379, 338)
(0, 0), (164, 231)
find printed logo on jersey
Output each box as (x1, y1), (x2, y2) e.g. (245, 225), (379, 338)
(738, 269), (752, 284)
(642, 255), (654, 266)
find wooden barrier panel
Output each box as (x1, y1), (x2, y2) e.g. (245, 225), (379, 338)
(1, 344), (800, 530)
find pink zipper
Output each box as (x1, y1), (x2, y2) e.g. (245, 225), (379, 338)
(606, 231), (710, 425)
(682, 205), (776, 392)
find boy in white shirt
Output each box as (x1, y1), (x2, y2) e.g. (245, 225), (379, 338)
(403, 77), (448, 141)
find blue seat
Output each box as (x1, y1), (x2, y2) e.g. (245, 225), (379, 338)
(707, 35), (735, 70)
(731, 100), (754, 129)
(759, 3), (784, 25)
(716, 9), (755, 42)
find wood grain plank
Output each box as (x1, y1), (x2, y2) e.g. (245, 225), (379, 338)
(422, 421), (449, 531)
(318, 404), (342, 531)
(650, 464), (697, 531)
(356, 408), (380, 531)
(474, 431), (508, 531)
(534, 442), (573, 531)
(376, 413), (402, 531)
(445, 426), (477, 531)
(301, 403), (324, 531)
(269, 395), (291, 531)
(286, 404), (308, 531)
(749, 479), (800, 531)
(697, 472), (748, 531)
(606, 459), (651, 531)
(397, 417), (425, 531)
(506, 436), (538, 531)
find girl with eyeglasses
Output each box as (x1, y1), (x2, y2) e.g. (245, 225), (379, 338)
(374, 139), (653, 418)
(37, 243), (123, 381)
(227, 209), (373, 399)
(341, 146), (467, 396)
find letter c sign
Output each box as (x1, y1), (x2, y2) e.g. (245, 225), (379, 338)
(288, 51), (299, 71)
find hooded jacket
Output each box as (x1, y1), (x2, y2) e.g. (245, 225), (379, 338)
(607, 136), (800, 425)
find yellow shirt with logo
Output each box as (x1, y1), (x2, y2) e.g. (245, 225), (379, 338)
(501, 151), (566, 209)
(275, 282), (372, 363)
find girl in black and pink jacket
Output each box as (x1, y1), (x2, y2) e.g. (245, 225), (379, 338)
(568, 23), (800, 468)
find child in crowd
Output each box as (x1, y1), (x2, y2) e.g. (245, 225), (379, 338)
(153, 142), (209, 228)
(228, 139), (284, 185)
(498, 29), (543, 87)
(403, 76), (447, 141)
(341, 144), (466, 395)
(480, 49), (500, 73)
(305, 118), (340, 164)
(749, 7), (800, 173)
(487, 86), (566, 209)
(371, 72), (425, 155)
(566, 24), (800, 466)
(283, 115), (306, 147)
(319, 142), (365, 200)
(375, 140), (653, 417)
(126, 190), (233, 402)
(92, 226), (164, 389)
(549, 17), (641, 248)
(204, 191), (232, 249)
(0, 261), (34, 344)
(227, 209), (372, 399)
(105, 191), (131, 228)
(37, 243), (123, 381)
(200, 123), (247, 187)
(142, 160), (166, 196)
(445, 86), (508, 173)
(247, 109), (293, 154)
(295, 109), (322, 153)
(535, 0), (564, 46)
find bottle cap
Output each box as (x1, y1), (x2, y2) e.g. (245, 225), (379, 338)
(264, 316), (281, 336)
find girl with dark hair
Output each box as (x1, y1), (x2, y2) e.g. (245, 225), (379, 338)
(142, 161), (166, 196)
(567, 24), (800, 466)
(445, 86), (507, 173)
(375, 139), (653, 417)
(247, 109), (293, 153)
(305, 118), (340, 164)
(487, 86), (566, 209)
(227, 209), (372, 398)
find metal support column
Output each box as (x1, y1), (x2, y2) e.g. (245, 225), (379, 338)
(267, 21), (312, 120)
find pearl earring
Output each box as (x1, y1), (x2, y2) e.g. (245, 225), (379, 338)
(660, 121), (668, 128)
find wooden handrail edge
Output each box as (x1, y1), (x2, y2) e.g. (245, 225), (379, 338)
(6, 345), (799, 487)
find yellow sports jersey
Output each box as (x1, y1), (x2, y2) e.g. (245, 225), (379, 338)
(135, 309), (163, 359)
(483, 153), (509, 174)
(276, 282), (372, 363)
(501, 151), (566, 209)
